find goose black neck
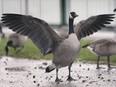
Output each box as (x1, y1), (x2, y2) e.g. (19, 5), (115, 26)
(69, 18), (74, 34)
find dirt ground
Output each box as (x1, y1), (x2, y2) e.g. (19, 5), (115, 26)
(0, 56), (116, 87)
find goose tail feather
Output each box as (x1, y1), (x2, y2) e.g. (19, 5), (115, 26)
(45, 63), (55, 73)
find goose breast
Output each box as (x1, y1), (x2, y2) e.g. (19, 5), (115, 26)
(53, 34), (80, 68)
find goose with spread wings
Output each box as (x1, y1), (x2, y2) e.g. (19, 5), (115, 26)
(1, 12), (114, 82)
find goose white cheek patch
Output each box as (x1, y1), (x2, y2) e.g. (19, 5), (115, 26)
(69, 14), (73, 19)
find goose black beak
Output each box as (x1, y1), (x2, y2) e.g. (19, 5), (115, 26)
(74, 14), (79, 18)
(76, 15), (79, 17)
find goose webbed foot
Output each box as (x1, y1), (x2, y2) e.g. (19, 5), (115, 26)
(67, 76), (76, 81)
(108, 65), (111, 68)
(55, 78), (63, 84)
(108, 66), (111, 70)
(96, 67), (100, 69)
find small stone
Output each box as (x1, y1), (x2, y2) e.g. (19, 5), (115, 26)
(5, 68), (8, 70)
(107, 79), (111, 82)
(4, 61), (7, 65)
(29, 73), (32, 75)
(9, 81), (13, 83)
(38, 66), (44, 69)
(11, 76), (13, 78)
(79, 64), (81, 67)
(87, 68), (90, 71)
(45, 76), (48, 79)
(50, 76), (52, 78)
(37, 83), (40, 86)
(26, 75), (29, 77)
(79, 76), (82, 79)
(34, 81), (36, 83)
(43, 62), (47, 65)
(34, 67), (37, 69)
(101, 77), (104, 79)
(86, 84), (89, 86)
(86, 76), (88, 78)
(82, 80), (86, 83)
(33, 75), (36, 78)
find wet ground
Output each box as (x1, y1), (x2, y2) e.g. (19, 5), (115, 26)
(0, 56), (116, 87)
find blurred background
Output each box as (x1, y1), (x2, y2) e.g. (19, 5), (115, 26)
(0, 0), (116, 26)
(0, 0), (116, 36)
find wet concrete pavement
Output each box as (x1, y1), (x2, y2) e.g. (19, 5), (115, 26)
(0, 56), (116, 87)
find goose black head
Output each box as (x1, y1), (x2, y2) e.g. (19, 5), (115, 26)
(69, 12), (78, 19)
(114, 8), (116, 12)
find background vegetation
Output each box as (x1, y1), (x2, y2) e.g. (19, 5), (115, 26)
(0, 37), (116, 65)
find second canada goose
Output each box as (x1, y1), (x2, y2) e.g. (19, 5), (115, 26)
(1, 12), (114, 82)
(82, 39), (116, 69)
(5, 33), (26, 55)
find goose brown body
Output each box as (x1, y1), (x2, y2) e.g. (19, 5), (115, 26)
(53, 34), (80, 68)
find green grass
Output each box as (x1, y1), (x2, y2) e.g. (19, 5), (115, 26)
(0, 37), (52, 60)
(0, 37), (116, 65)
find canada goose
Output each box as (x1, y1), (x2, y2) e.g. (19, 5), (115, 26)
(5, 33), (26, 55)
(1, 12), (114, 82)
(82, 39), (116, 69)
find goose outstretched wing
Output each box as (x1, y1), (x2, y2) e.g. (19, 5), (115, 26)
(74, 14), (115, 40)
(1, 14), (62, 55)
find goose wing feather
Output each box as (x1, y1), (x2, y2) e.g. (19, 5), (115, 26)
(74, 14), (115, 40)
(1, 14), (62, 55)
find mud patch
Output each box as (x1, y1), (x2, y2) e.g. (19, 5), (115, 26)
(5, 67), (27, 72)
